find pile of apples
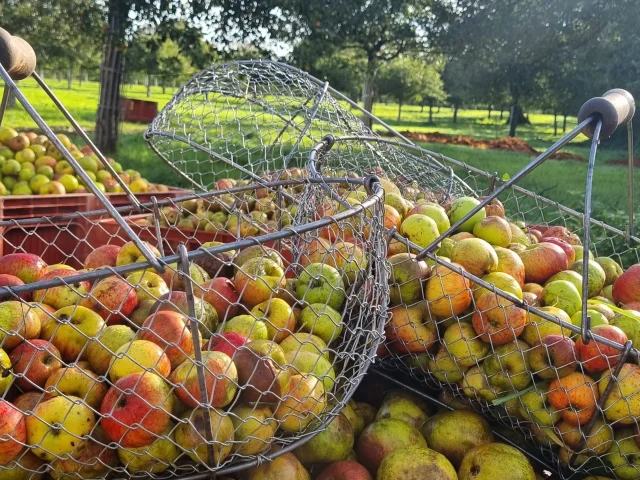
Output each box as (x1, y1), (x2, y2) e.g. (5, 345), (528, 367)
(0, 126), (169, 195)
(375, 181), (640, 476)
(0, 228), (372, 478)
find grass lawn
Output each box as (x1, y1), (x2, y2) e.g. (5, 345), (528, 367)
(1, 77), (635, 234)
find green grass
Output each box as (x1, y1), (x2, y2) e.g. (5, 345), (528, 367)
(1, 78), (634, 234)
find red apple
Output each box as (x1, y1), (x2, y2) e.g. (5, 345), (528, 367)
(529, 334), (578, 379)
(203, 332), (248, 358)
(576, 325), (628, 373)
(523, 283), (544, 299)
(528, 228), (543, 241)
(83, 244), (121, 269)
(0, 400), (26, 466)
(80, 276), (138, 324)
(201, 277), (240, 321)
(0, 253), (47, 284)
(494, 247), (526, 287)
(518, 242), (569, 284)
(542, 226), (582, 245)
(32, 269), (91, 310)
(317, 460), (374, 480)
(613, 265), (640, 306)
(542, 237), (576, 265)
(9, 340), (63, 391)
(0, 274), (30, 301)
(101, 372), (172, 448)
(12, 392), (42, 413)
(139, 310), (195, 370)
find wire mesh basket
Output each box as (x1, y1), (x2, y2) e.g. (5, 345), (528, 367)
(146, 59), (640, 479)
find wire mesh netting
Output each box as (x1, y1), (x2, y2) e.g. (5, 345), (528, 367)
(0, 173), (389, 479)
(146, 60), (640, 479)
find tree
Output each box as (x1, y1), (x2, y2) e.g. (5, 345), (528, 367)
(377, 57), (444, 122)
(96, 0), (284, 152)
(285, 0), (446, 128)
(442, 0), (613, 137)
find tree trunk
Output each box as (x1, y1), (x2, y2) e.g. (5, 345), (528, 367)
(563, 115), (567, 133)
(453, 102), (459, 124)
(429, 99), (434, 123)
(508, 104), (519, 137)
(488, 105), (492, 118)
(362, 57), (377, 129)
(397, 99), (402, 122)
(79, 69), (83, 87)
(554, 112), (558, 136)
(6, 82), (17, 109)
(146, 74), (151, 97)
(162, 76), (166, 94)
(437, 105), (441, 113)
(95, 12), (125, 153)
(500, 107), (504, 120)
(67, 66), (73, 89)
(421, 103), (424, 113)
(39, 69), (44, 80)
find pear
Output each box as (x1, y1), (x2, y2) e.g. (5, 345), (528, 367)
(293, 412), (354, 464)
(458, 443), (535, 480)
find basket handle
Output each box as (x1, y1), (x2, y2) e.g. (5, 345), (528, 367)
(578, 89), (636, 139)
(0, 28), (36, 81)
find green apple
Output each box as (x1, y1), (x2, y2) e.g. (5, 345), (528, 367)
(15, 149), (35, 163)
(29, 174), (49, 193)
(58, 174), (79, 193)
(299, 303), (343, 344)
(2, 159), (20, 175)
(443, 322), (489, 368)
(545, 270), (583, 296)
(473, 272), (523, 301)
(54, 160), (74, 175)
(448, 196), (486, 232)
(222, 314), (268, 341)
(473, 216), (512, 247)
(285, 350), (335, 393)
(0, 127), (18, 144)
(96, 170), (112, 183)
(118, 425), (180, 474)
(3, 176), (17, 191)
(86, 324), (136, 375)
(610, 311), (640, 346)
(570, 260), (606, 298)
(483, 340), (531, 392)
(605, 428), (640, 479)
(12, 182), (32, 195)
(517, 387), (560, 427)
(279, 332), (329, 361)
(37, 165), (54, 179)
(29, 144), (46, 158)
(18, 168), (34, 182)
(572, 245), (593, 262)
(410, 203), (450, 233)
(400, 214), (440, 249)
(296, 263), (345, 310)
(541, 280), (582, 316)
(571, 309), (608, 329)
(78, 156), (99, 173)
(595, 256), (623, 286)
(460, 365), (498, 401)
(428, 347), (469, 383)
(41, 305), (105, 363)
(388, 253), (430, 305)
(0, 146), (14, 159)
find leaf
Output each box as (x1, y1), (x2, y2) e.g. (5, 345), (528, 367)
(502, 173), (511, 181)
(491, 383), (546, 406)
(589, 299), (640, 321)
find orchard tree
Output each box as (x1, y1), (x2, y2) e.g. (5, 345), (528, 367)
(286, 0), (447, 128)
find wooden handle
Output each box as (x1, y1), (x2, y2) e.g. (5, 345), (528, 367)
(0, 27), (37, 81)
(578, 89), (636, 139)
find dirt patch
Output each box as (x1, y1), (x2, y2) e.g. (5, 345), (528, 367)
(382, 130), (585, 162)
(606, 158), (640, 167)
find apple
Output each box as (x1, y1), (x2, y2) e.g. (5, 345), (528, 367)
(124, 270), (169, 303)
(49, 425), (118, 479)
(298, 303), (343, 345)
(101, 372), (172, 448)
(587, 301), (615, 320)
(570, 259), (606, 298)
(139, 310), (194, 369)
(160, 261), (209, 292)
(7, 135), (29, 152)
(0, 274), (30, 301)
(203, 332), (248, 358)
(39, 180), (66, 195)
(0, 301), (40, 349)
(473, 271), (523, 301)
(0, 127), (18, 144)
(130, 299), (156, 327)
(251, 298), (296, 343)
(549, 372), (599, 425)
(571, 309), (608, 330)
(233, 257), (286, 308)
(151, 291), (219, 338)
(599, 364), (640, 425)
(32, 269), (90, 310)
(406, 203), (450, 233)
(472, 294), (528, 345)
(545, 270), (583, 296)
(0, 253), (47, 284)
(437, 238), (456, 258)
(425, 263), (472, 317)
(108, 340), (172, 382)
(170, 351), (238, 408)
(41, 305), (105, 363)
(201, 277), (240, 322)
(9, 340), (62, 391)
(542, 226), (581, 245)
(386, 303), (438, 354)
(80, 276), (138, 324)
(494, 247), (526, 287)
(425, 347), (468, 383)
(388, 253), (430, 305)
(448, 196), (486, 232)
(0, 400), (26, 466)
(43, 366), (108, 410)
(595, 256), (623, 287)
(26, 395), (95, 461)
(222, 314), (268, 340)
(451, 238), (498, 278)
(483, 340), (531, 392)
(174, 407), (234, 464)
(541, 280), (582, 317)
(523, 282), (544, 299)
(576, 324), (627, 373)
(520, 306), (573, 346)
(85, 324), (136, 376)
(273, 374), (326, 432)
(517, 386), (560, 427)
(400, 214), (440, 249)
(229, 405), (277, 456)
(117, 423), (180, 474)
(443, 322), (489, 367)
(613, 264), (640, 306)
(83, 245), (121, 269)
(509, 223), (530, 246)
(460, 365), (498, 401)
(279, 332), (329, 361)
(473, 216), (512, 247)
(572, 245), (593, 262)
(296, 263), (345, 310)
(115, 241), (161, 266)
(518, 242), (569, 284)
(529, 334), (577, 379)
(451, 232), (475, 242)
(234, 245), (284, 273)
(458, 443), (535, 480)
(542, 237), (576, 265)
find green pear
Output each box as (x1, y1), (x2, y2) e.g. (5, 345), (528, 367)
(375, 394), (429, 430)
(377, 445), (457, 479)
(293, 412), (353, 464)
(458, 443), (535, 480)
